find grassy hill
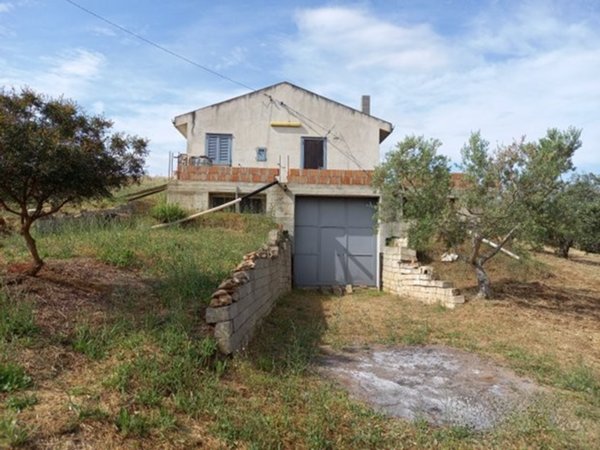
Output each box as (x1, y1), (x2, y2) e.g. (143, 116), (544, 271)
(0, 202), (599, 448)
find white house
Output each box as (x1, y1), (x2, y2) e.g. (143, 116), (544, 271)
(168, 82), (394, 287)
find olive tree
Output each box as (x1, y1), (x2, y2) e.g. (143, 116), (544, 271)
(0, 88), (148, 275)
(373, 128), (581, 298)
(533, 173), (600, 258)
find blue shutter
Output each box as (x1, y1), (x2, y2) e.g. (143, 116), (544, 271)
(206, 135), (218, 162)
(218, 136), (231, 164)
(206, 134), (231, 165)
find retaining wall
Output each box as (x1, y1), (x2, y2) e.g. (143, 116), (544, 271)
(382, 241), (465, 309)
(205, 229), (292, 353)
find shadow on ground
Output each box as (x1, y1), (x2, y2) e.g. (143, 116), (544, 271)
(492, 280), (600, 321)
(247, 289), (328, 375)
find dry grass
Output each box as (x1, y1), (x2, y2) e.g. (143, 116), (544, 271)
(1, 213), (599, 448)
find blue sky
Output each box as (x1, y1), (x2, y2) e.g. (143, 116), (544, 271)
(1, 0), (599, 174)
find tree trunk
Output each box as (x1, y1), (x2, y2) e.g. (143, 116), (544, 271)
(555, 239), (573, 259)
(20, 222), (44, 276)
(473, 262), (492, 299)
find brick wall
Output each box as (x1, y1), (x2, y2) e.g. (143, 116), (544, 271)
(381, 242), (465, 309)
(177, 166), (279, 183)
(205, 230), (292, 354)
(177, 164), (373, 186)
(288, 169), (373, 185)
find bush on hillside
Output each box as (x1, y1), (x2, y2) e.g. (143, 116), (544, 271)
(150, 203), (188, 224)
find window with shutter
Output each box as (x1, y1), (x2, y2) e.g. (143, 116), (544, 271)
(205, 134), (232, 165)
(302, 137), (326, 169)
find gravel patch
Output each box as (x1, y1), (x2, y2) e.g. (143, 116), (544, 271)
(318, 345), (540, 430)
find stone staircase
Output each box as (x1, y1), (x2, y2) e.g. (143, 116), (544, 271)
(382, 240), (465, 309)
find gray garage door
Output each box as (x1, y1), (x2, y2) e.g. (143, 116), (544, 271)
(294, 197), (378, 286)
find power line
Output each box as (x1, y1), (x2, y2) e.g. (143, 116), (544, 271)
(64, 0), (370, 171)
(64, 0), (255, 92)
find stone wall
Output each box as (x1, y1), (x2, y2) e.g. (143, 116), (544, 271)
(205, 229), (292, 354)
(382, 240), (465, 309)
(34, 203), (135, 234)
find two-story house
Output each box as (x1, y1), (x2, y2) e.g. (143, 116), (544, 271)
(168, 82), (393, 287)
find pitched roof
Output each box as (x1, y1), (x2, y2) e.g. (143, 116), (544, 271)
(174, 81), (393, 141)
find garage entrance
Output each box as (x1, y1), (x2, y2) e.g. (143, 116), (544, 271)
(293, 197), (378, 286)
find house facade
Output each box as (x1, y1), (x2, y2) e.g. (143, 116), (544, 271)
(168, 82), (394, 287)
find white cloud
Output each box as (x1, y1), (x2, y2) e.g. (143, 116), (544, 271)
(288, 7), (451, 73)
(30, 49), (106, 99)
(214, 46), (247, 70)
(0, 3), (13, 13)
(282, 4), (600, 171)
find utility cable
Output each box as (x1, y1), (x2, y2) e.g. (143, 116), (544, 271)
(64, 0), (255, 92)
(64, 0), (371, 171)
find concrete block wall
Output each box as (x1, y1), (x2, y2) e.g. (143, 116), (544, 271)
(205, 229), (292, 353)
(382, 242), (465, 309)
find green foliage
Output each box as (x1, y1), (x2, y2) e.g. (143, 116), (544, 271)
(374, 128), (582, 297)
(150, 202), (188, 223)
(115, 408), (151, 437)
(0, 363), (32, 392)
(5, 394), (38, 411)
(531, 173), (600, 256)
(77, 406), (110, 421)
(373, 135), (452, 251)
(98, 246), (137, 268)
(0, 290), (37, 341)
(558, 364), (600, 401)
(72, 324), (122, 359)
(0, 415), (30, 447)
(107, 332), (218, 406)
(0, 88), (148, 273)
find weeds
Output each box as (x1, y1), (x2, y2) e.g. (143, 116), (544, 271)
(557, 363), (600, 403)
(77, 406), (110, 421)
(150, 202), (188, 224)
(401, 322), (430, 345)
(72, 323), (121, 359)
(5, 394), (38, 411)
(0, 415), (30, 448)
(98, 246), (137, 268)
(0, 290), (37, 341)
(115, 408), (151, 437)
(0, 363), (32, 392)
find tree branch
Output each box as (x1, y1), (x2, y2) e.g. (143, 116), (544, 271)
(0, 198), (21, 216)
(37, 197), (73, 218)
(481, 226), (519, 264)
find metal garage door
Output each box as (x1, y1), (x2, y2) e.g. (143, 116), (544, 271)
(294, 197), (377, 286)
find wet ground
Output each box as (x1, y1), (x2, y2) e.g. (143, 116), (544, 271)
(318, 345), (540, 430)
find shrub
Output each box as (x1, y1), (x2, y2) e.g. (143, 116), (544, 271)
(150, 203), (188, 224)
(98, 246), (137, 268)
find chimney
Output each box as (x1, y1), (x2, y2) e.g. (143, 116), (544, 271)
(361, 95), (371, 115)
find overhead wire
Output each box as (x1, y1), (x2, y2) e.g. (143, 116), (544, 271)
(64, 0), (372, 171)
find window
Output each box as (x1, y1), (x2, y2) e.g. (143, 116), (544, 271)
(206, 134), (232, 165)
(209, 194), (266, 214)
(302, 137), (326, 169)
(256, 147), (267, 162)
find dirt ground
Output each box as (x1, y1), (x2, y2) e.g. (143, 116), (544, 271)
(318, 345), (540, 430)
(1, 249), (599, 448)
